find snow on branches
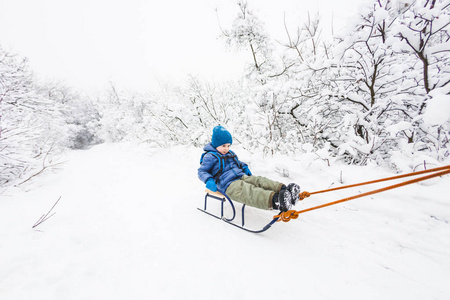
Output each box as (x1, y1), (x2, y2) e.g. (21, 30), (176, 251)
(1, 0), (449, 184)
(0, 46), (101, 189)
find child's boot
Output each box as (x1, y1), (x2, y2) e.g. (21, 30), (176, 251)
(287, 183), (301, 205)
(272, 190), (292, 212)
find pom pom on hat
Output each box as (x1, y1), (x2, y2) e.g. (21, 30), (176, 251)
(211, 126), (233, 148)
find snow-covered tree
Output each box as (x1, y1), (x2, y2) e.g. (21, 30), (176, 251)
(394, 0), (450, 94)
(278, 13), (340, 155)
(392, 0), (450, 161)
(38, 81), (102, 149)
(329, 0), (449, 165)
(330, 0), (405, 163)
(0, 46), (61, 187)
(221, 0), (274, 79)
(215, 0), (449, 166)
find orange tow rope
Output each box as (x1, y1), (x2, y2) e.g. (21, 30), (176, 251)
(274, 165), (450, 222)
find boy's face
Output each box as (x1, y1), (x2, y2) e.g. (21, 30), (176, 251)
(216, 143), (231, 155)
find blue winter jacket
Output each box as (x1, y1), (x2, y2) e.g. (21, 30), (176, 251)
(198, 143), (248, 193)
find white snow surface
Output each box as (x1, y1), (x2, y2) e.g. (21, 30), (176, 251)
(423, 92), (450, 126)
(1, 143), (450, 299)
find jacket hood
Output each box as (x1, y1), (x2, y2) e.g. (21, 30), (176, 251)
(203, 142), (218, 153)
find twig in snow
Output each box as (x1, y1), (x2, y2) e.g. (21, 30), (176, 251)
(16, 161), (66, 186)
(32, 196), (62, 229)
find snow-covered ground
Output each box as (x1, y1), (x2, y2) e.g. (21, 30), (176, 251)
(1, 143), (449, 299)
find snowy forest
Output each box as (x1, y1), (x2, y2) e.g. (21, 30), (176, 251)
(1, 0), (450, 189)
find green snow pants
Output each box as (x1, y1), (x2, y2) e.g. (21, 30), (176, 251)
(225, 175), (284, 210)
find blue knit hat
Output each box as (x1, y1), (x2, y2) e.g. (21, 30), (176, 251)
(211, 126), (233, 148)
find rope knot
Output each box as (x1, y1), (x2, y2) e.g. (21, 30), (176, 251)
(299, 191), (311, 200)
(274, 210), (299, 222)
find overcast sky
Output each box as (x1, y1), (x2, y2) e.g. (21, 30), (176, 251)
(0, 0), (365, 92)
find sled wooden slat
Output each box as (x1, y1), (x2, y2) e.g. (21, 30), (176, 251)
(205, 189), (225, 197)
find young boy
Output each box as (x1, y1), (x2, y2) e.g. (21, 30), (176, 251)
(198, 126), (301, 212)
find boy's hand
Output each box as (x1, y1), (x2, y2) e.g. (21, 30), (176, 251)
(243, 166), (252, 176)
(206, 178), (218, 192)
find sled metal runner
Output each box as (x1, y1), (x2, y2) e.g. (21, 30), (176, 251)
(197, 191), (279, 233)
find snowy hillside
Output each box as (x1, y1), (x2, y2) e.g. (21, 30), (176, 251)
(1, 143), (449, 299)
